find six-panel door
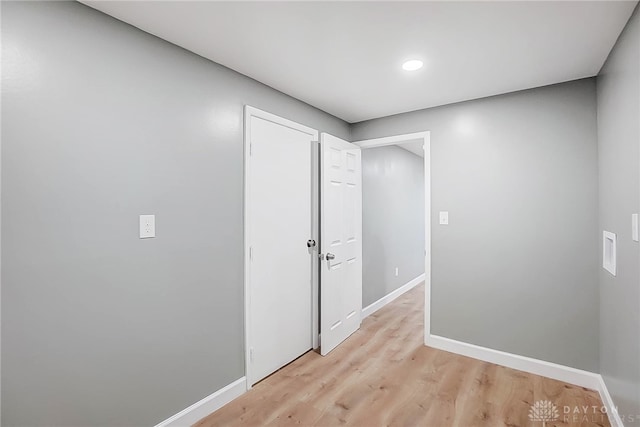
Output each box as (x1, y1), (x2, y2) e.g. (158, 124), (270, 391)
(320, 133), (363, 356)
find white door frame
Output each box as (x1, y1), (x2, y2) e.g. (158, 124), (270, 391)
(352, 131), (432, 342)
(243, 106), (320, 389)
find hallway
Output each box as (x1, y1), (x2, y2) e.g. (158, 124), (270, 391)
(196, 284), (609, 426)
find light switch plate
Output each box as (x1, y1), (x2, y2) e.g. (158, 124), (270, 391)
(633, 214), (639, 242)
(439, 211), (449, 225)
(139, 215), (155, 239)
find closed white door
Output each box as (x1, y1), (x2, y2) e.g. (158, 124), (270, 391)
(247, 111), (315, 385)
(320, 133), (363, 356)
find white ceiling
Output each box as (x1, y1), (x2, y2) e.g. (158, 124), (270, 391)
(398, 141), (425, 158)
(361, 140), (424, 157)
(83, 1), (637, 123)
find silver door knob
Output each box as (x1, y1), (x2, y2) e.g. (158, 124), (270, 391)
(326, 253), (336, 260)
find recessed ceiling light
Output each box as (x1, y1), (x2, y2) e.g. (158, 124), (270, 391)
(402, 59), (423, 71)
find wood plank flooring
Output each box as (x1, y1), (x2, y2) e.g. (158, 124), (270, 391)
(196, 284), (609, 427)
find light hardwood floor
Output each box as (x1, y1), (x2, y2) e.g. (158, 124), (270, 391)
(196, 284), (609, 427)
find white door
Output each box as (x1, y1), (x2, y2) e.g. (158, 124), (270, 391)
(247, 109), (316, 385)
(320, 133), (363, 356)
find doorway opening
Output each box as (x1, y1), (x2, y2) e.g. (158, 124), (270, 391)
(353, 132), (431, 342)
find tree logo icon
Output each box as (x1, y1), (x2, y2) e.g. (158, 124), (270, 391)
(529, 400), (559, 426)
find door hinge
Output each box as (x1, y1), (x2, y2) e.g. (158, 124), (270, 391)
(249, 246), (253, 261)
(250, 347), (254, 363)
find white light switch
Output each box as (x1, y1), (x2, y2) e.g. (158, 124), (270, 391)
(439, 211), (449, 225)
(395, 267), (399, 277)
(139, 215), (155, 239)
(633, 214), (639, 242)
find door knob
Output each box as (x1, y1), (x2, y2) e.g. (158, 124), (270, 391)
(326, 253), (336, 260)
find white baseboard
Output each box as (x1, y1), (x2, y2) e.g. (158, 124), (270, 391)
(426, 335), (625, 426)
(596, 375), (625, 427)
(362, 273), (425, 318)
(155, 377), (246, 427)
(426, 334), (601, 389)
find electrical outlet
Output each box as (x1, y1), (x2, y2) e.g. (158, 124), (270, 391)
(139, 215), (155, 239)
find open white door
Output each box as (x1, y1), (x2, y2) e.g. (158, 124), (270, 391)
(320, 133), (362, 356)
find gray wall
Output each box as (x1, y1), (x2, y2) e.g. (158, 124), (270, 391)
(352, 79), (600, 372)
(362, 145), (425, 307)
(1, 2), (349, 426)
(597, 3), (640, 421)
